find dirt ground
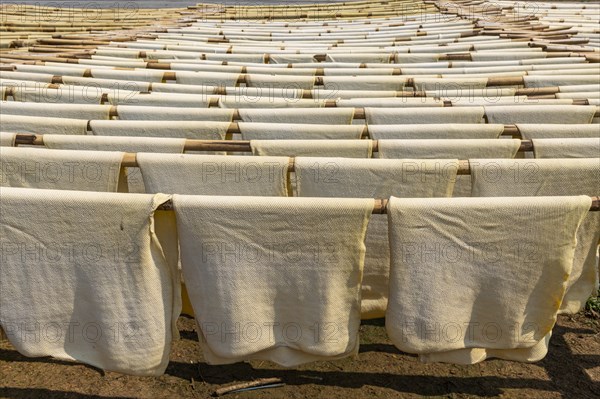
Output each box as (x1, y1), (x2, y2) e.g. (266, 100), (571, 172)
(1, 313), (598, 399)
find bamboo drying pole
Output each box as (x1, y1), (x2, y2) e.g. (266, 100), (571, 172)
(153, 196), (600, 213)
(12, 125), (524, 141)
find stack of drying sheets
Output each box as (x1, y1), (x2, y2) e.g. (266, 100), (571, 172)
(1, 0), (600, 376)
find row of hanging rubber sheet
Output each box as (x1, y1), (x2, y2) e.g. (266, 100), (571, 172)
(3, 71), (600, 101)
(3, 87), (600, 108)
(6, 61), (600, 78)
(8, 62), (600, 81)
(2, 117), (600, 139)
(1, 135), (598, 192)
(2, 138), (599, 189)
(11, 60), (600, 75)
(3, 130), (600, 152)
(1, 187), (595, 371)
(0, 104), (598, 124)
(2, 84), (599, 109)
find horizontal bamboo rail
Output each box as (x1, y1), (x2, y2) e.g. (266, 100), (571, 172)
(11, 124), (529, 141)
(154, 196), (600, 213)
